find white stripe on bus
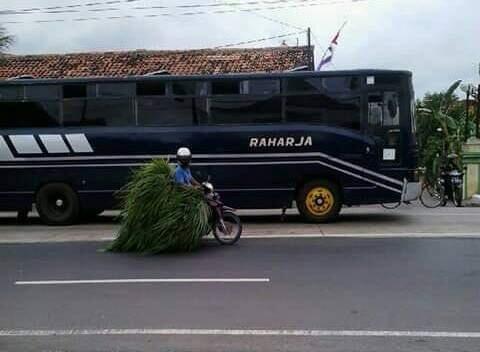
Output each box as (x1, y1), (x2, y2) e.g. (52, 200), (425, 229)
(9, 135), (42, 154)
(0, 160), (403, 194)
(0, 151), (404, 187)
(39, 134), (70, 154)
(65, 134), (93, 153)
(0, 136), (14, 161)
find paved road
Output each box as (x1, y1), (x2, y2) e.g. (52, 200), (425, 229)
(1, 237), (480, 351)
(1, 204), (480, 243)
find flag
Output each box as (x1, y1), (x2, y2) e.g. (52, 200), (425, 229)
(317, 22), (346, 71)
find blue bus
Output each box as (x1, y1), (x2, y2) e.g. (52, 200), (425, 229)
(0, 69), (420, 225)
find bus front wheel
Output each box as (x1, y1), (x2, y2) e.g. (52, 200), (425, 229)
(36, 183), (80, 226)
(297, 180), (341, 223)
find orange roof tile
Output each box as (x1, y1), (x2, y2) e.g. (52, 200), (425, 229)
(0, 46), (313, 79)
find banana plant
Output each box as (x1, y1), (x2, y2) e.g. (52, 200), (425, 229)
(416, 80), (467, 182)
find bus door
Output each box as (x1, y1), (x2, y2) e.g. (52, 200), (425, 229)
(366, 90), (402, 170)
(364, 90), (407, 202)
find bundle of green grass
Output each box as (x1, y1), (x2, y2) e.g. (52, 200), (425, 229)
(108, 159), (211, 254)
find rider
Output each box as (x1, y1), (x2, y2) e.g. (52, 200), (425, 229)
(174, 147), (200, 187)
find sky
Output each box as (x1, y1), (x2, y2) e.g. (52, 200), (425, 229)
(2, 0), (479, 98)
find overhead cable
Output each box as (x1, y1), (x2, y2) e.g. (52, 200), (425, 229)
(2, 0), (369, 24)
(214, 30), (306, 48)
(0, 0), (360, 16)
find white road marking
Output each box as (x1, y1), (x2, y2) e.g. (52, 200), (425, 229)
(0, 328), (480, 338)
(243, 233), (480, 239)
(15, 278), (270, 285)
(2, 233), (480, 245)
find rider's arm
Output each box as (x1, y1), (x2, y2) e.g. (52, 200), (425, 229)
(190, 176), (201, 187)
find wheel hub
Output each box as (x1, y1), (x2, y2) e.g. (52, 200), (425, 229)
(305, 187), (334, 216)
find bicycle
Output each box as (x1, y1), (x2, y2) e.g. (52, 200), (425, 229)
(419, 154), (464, 208)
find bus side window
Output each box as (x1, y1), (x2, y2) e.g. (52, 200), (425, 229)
(0, 85), (61, 129)
(285, 77), (361, 130)
(0, 86), (23, 100)
(98, 83), (135, 97)
(136, 81), (166, 96)
(209, 79), (281, 125)
(211, 80), (240, 95)
(137, 97), (194, 126)
(0, 101), (60, 128)
(63, 83), (135, 127)
(240, 79), (280, 95)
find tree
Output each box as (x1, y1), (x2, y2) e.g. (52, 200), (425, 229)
(0, 26), (13, 53)
(416, 81), (475, 182)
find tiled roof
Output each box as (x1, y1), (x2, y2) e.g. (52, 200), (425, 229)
(0, 46), (313, 80)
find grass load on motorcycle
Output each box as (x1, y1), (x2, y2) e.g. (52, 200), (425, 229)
(109, 148), (242, 254)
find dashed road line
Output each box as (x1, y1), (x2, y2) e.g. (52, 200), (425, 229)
(15, 278), (270, 285)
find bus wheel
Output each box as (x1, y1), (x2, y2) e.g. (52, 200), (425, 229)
(297, 180), (341, 223)
(36, 183), (80, 226)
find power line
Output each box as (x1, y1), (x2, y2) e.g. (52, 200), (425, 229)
(0, 1), (143, 15)
(248, 12), (305, 31)
(0, 0), (359, 16)
(214, 30), (306, 48)
(310, 30), (326, 54)
(2, 0), (369, 24)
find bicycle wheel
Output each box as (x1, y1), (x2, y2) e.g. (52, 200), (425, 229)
(420, 183), (444, 208)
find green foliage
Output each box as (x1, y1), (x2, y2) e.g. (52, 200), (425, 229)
(416, 80), (475, 182)
(0, 26), (13, 53)
(108, 159), (211, 254)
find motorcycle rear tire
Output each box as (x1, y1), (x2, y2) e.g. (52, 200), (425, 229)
(453, 186), (463, 207)
(213, 211), (242, 245)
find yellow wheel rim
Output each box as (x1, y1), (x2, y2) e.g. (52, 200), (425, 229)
(305, 187), (334, 216)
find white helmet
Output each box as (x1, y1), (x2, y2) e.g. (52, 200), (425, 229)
(176, 147), (192, 166)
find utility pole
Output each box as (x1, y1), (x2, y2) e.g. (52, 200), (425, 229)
(477, 84), (480, 138)
(306, 27), (313, 70)
(477, 63), (480, 138)
(465, 86), (471, 142)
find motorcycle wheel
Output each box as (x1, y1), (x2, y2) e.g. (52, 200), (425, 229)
(453, 186), (463, 207)
(213, 211), (242, 245)
(420, 183), (444, 208)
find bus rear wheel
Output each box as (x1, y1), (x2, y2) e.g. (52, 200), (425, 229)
(36, 183), (80, 226)
(297, 180), (341, 223)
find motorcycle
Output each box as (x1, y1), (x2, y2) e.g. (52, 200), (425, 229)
(441, 168), (464, 207)
(202, 180), (242, 245)
(420, 153), (464, 208)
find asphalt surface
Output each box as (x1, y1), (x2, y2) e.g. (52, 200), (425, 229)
(2, 205), (480, 243)
(1, 237), (480, 351)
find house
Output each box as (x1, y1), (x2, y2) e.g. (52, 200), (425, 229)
(0, 46), (314, 79)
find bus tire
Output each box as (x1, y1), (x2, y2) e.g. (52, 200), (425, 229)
(297, 180), (341, 223)
(36, 183), (80, 226)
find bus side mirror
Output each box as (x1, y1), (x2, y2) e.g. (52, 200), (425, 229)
(387, 99), (397, 118)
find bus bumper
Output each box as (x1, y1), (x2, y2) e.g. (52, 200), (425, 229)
(402, 181), (421, 202)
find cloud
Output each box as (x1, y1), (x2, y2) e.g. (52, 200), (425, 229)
(3, 0), (479, 97)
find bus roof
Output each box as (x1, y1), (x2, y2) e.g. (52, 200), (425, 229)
(0, 69), (412, 86)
